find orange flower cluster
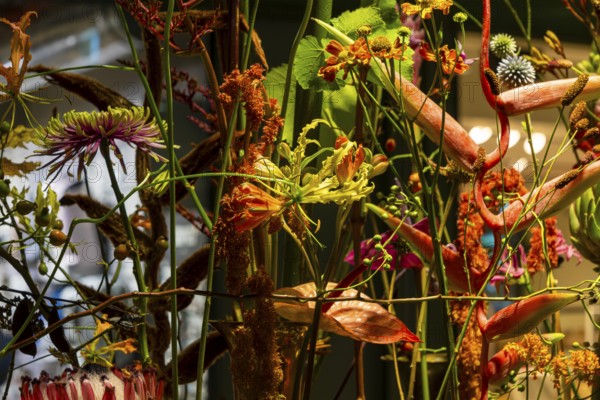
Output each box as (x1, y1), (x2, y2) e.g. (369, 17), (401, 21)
(401, 0), (453, 19)
(318, 36), (408, 82)
(526, 217), (559, 274)
(219, 64), (267, 131)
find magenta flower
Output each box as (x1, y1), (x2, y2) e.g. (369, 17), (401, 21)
(344, 218), (429, 270)
(38, 107), (167, 181)
(20, 365), (164, 400)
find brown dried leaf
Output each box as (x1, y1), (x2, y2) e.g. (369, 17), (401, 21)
(1, 158), (40, 177)
(274, 282), (420, 344)
(0, 11), (36, 95)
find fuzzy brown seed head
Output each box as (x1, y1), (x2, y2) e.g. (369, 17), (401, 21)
(593, 144), (600, 153)
(473, 147), (487, 173)
(555, 169), (580, 189)
(582, 151), (596, 165)
(561, 74), (589, 106)
(575, 118), (590, 131)
(569, 101), (587, 125)
(370, 36), (392, 53)
(583, 127), (600, 139)
(548, 59), (573, 69)
(484, 68), (501, 96)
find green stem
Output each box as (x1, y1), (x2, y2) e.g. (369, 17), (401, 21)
(163, 0), (179, 396)
(99, 141), (150, 363)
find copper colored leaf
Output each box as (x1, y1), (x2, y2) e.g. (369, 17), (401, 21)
(0, 11), (36, 95)
(274, 282), (420, 344)
(1, 158), (40, 177)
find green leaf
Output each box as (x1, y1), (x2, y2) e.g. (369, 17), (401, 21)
(265, 64), (296, 144)
(374, 0), (401, 29)
(294, 36), (343, 91)
(330, 6), (385, 38)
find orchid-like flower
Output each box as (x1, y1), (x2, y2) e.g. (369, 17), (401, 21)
(490, 245), (526, 287)
(344, 221), (429, 271)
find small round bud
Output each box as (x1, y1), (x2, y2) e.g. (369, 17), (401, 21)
(397, 26), (412, 38)
(409, 211), (418, 218)
(16, 200), (36, 215)
(114, 244), (130, 261)
(374, 244), (385, 252)
(53, 219), (64, 230)
(49, 230), (68, 246)
(390, 185), (401, 193)
(572, 341), (581, 348)
(372, 234), (382, 243)
(38, 262), (48, 275)
(385, 138), (396, 153)
(453, 12), (468, 23)
(363, 258), (373, 266)
(509, 370), (517, 377)
(0, 121), (10, 135)
(35, 207), (51, 227)
(156, 236), (169, 250)
(517, 384), (525, 392)
(356, 25), (372, 37)
(0, 179), (10, 198)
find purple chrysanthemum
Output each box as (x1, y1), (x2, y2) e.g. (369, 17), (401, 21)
(38, 107), (167, 181)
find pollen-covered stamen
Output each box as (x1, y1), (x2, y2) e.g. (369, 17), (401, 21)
(574, 118), (590, 131)
(569, 101), (587, 125)
(555, 169), (580, 189)
(561, 73), (590, 106)
(584, 127), (600, 139)
(484, 68), (501, 96)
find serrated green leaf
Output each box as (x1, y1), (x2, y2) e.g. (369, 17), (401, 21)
(294, 36), (344, 91)
(4, 125), (42, 148)
(265, 64), (296, 144)
(374, 0), (401, 28)
(331, 7), (385, 38)
(1, 158), (40, 177)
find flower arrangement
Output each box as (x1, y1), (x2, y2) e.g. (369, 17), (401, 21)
(3, 0), (600, 399)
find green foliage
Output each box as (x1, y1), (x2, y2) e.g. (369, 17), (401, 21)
(265, 64), (296, 143)
(294, 35), (344, 91)
(330, 6), (385, 38)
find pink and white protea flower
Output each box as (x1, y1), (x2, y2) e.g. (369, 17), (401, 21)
(20, 364), (164, 400)
(38, 106), (167, 181)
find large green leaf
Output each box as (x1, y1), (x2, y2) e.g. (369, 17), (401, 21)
(265, 64), (296, 143)
(374, 0), (401, 28)
(294, 36), (343, 92)
(330, 6), (385, 38)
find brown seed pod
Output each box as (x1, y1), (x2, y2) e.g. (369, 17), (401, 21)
(49, 230), (68, 246)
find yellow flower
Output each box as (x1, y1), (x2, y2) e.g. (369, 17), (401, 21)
(80, 314), (138, 367)
(401, 0), (453, 19)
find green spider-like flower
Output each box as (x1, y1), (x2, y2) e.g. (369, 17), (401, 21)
(38, 107), (166, 181)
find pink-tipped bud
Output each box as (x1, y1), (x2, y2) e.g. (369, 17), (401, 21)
(483, 293), (579, 341)
(80, 376), (96, 400)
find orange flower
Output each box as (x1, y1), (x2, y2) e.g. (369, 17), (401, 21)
(419, 42), (470, 75)
(336, 145), (365, 184)
(0, 11), (36, 99)
(228, 182), (285, 232)
(401, 0), (453, 19)
(318, 38), (371, 82)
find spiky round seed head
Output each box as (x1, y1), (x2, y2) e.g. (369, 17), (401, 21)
(490, 33), (518, 58)
(497, 55), (536, 88)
